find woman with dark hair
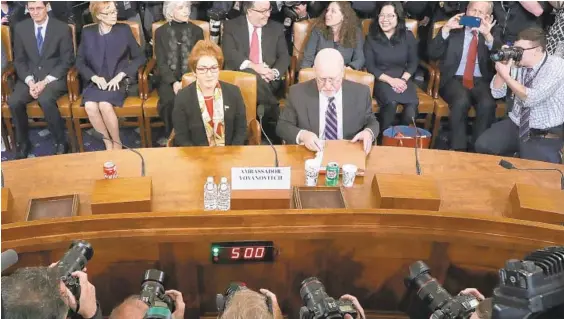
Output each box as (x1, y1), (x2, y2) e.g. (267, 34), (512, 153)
(300, 1), (364, 70)
(364, 2), (419, 135)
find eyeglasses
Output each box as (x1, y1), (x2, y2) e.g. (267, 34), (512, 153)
(378, 14), (397, 20)
(316, 76), (341, 86)
(99, 10), (118, 16)
(250, 7), (272, 15)
(196, 65), (220, 74)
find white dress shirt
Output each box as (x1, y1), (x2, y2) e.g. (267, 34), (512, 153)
(239, 18), (263, 69)
(442, 27), (493, 77)
(296, 89), (344, 143)
(25, 16), (57, 85)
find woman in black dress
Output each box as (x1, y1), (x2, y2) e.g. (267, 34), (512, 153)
(364, 2), (419, 135)
(76, 1), (145, 150)
(155, 1), (204, 136)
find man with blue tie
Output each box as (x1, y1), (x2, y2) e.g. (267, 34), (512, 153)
(8, 1), (74, 159)
(276, 48), (379, 154)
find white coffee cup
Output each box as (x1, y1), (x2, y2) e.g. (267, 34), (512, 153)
(304, 159), (321, 186)
(342, 164), (358, 188)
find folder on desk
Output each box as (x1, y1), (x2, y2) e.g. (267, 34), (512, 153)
(319, 140), (367, 176)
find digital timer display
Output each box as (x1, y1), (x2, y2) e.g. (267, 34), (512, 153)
(211, 241), (275, 264)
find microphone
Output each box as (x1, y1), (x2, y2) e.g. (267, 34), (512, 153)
(90, 131), (146, 177)
(412, 117), (422, 175)
(499, 159), (564, 190)
(257, 105), (279, 167)
(1, 249), (18, 273)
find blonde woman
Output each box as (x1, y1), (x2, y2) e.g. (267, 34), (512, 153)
(155, 0), (204, 136)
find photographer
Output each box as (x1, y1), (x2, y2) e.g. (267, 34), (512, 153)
(109, 291), (185, 319)
(475, 27), (564, 164)
(219, 288), (283, 319)
(1, 266), (101, 319)
(426, 288), (492, 319)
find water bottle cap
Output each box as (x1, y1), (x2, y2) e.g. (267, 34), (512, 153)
(207, 177), (214, 182)
(220, 177), (228, 183)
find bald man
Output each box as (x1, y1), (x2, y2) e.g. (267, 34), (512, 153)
(276, 48), (379, 154)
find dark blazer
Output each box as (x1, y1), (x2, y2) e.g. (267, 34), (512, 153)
(172, 81), (248, 146)
(428, 27), (494, 89)
(301, 27), (365, 70)
(155, 21), (204, 85)
(276, 79), (379, 143)
(12, 17), (73, 82)
(76, 24), (145, 83)
(221, 15), (290, 74)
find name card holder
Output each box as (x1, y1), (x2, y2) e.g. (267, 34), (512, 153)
(504, 183), (564, 225)
(371, 173), (441, 211)
(1, 188), (13, 223)
(91, 176), (152, 214)
(230, 167), (292, 210)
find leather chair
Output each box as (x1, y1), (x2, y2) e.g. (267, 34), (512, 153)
(70, 21), (147, 152)
(361, 19), (435, 130)
(1, 25), (13, 150)
(288, 19), (314, 90)
(1, 24), (77, 152)
(429, 21), (506, 148)
(167, 70), (261, 147)
(141, 20), (210, 147)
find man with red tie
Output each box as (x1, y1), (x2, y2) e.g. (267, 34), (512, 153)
(428, 1), (497, 152)
(222, 1), (290, 143)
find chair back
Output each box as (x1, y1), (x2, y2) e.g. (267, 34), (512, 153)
(298, 68), (375, 96)
(362, 18), (419, 39)
(292, 19), (315, 65)
(182, 70), (258, 124)
(69, 24), (77, 55)
(152, 20), (210, 58)
(1, 25), (12, 61)
(432, 20), (447, 39)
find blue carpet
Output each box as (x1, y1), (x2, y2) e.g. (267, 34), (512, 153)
(1, 127), (169, 162)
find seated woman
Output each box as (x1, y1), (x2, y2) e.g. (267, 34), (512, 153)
(76, 1), (145, 150)
(300, 1), (364, 70)
(172, 40), (247, 147)
(156, 0), (204, 137)
(364, 2), (419, 135)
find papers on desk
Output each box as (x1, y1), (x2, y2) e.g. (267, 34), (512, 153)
(315, 140), (367, 176)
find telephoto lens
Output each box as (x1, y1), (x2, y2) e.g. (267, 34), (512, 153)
(299, 277), (357, 319)
(140, 269), (176, 319)
(56, 240), (94, 300)
(490, 47), (524, 62)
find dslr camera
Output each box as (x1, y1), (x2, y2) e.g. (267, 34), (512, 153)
(491, 47), (524, 62)
(55, 240), (94, 300)
(405, 261), (480, 319)
(216, 282), (273, 315)
(299, 277), (358, 319)
(140, 269), (176, 319)
(492, 246), (564, 319)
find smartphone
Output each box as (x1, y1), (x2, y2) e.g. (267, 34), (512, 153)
(459, 16), (481, 28)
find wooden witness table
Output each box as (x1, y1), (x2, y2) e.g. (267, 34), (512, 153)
(2, 146), (564, 318)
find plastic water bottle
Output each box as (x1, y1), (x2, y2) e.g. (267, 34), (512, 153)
(203, 177), (218, 211)
(217, 177), (231, 211)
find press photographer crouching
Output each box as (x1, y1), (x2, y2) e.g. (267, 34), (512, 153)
(109, 269), (185, 319)
(216, 282), (283, 319)
(475, 27), (564, 164)
(1, 240), (101, 319)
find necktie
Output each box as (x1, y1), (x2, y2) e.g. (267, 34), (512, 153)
(462, 31), (478, 89)
(519, 68), (534, 142)
(36, 26), (44, 54)
(324, 97), (338, 140)
(249, 27), (260, 64)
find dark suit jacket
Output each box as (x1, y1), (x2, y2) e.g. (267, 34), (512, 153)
(428, 27), (494, 89)
(172, 81), (248, 146)
(12, 17), (73, 83)
(221, 15), (290, 74)
(76, 24), (145, 83)
(276, 79), (379, 143)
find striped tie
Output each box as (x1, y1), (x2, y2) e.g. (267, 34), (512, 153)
(324, 97), (338, 140)
(519, 68), (534, 142)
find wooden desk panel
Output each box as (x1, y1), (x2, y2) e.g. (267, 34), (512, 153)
(2, 146), (563, 222)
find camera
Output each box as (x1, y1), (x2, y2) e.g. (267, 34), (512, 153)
(140, 269), (176, 319)
(299, 277), (358, 319)
(492, 246), (564, 319)
(207, 8), (227, 44)
(55, 240), (94, 300)
(216, 282), (273, 315)
(283, 1), (307, 23)
(491, 47), (524, 62)
(405, 261), (479, 319)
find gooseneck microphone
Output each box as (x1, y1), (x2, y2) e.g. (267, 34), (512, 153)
(257, 105), (279, 167)
(90, 131), (146, 177)
(1, 249), (18, 273)
(499, 159), (564, 190)
(412, 117), (422, 176)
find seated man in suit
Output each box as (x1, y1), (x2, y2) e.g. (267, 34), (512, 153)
(428, 1), (497, 152)
(8, 1), (74, 159)
(221, 1), (290, 143)
(276, 48), (379, 154)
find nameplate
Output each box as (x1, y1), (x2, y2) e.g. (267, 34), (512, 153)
(231, 167), (291, 190)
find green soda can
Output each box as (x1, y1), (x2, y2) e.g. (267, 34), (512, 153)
(325, 162), (340, 186)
